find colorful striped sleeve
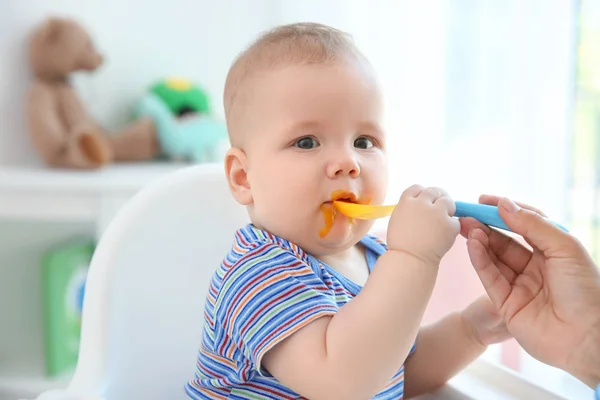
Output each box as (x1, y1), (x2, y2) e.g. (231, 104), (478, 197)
(215, 243), (338, 374)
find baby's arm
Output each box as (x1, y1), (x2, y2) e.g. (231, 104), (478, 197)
(402, 312), (486, 398)
(263, 250), (437, 400)
(263, 186), (460, 400)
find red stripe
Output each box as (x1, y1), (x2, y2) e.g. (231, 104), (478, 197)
(198, 361), (215, 377)
(236, 231), (251, 247)
(217, 334), (231, 356)
(218, 334), (235, 359)
(204, 310), (213, 325)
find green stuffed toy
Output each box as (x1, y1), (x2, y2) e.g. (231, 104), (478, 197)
(133, 78), (229, 163)
(150, 78), (211, 116)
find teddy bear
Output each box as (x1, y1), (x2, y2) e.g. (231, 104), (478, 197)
(26, 17), (160, 169)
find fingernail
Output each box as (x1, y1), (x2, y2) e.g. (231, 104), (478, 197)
(500, 198), (520, 214)
(468, 227), (481, 238)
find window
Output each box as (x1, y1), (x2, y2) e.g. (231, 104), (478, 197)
(571, 0), (600, 263)
(274, 0), (595, 397)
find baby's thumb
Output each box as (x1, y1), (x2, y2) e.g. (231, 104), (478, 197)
(497, 197), (568, 254)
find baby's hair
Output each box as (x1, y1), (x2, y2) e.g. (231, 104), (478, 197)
(223, 22), (367, 146)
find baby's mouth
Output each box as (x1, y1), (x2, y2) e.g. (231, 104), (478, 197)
(319, 190), (359, 238)
(327, 190), (358, 204)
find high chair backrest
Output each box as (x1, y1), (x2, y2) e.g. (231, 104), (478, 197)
(67, 163), (249, 400)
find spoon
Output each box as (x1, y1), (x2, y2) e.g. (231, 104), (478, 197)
(332, 200), (569, 233)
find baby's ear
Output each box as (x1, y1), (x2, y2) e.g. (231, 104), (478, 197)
(224, 148), (253, 205)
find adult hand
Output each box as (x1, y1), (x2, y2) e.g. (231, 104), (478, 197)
(460, 195), (600, 388)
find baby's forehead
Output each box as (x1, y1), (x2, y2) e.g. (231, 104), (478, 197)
(224, 23), (373, 146)
(226, 27), (362, 102)
(233, 55), (376, 107)
(228, 49), (348, 103)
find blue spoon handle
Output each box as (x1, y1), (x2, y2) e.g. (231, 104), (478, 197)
(454, 201), (569, 233)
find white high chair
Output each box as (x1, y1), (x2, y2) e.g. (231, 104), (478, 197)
(42, 163), (249, 400)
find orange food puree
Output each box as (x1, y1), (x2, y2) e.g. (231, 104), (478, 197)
(320, 190), (359, 238)
(319, 203), (336, 238)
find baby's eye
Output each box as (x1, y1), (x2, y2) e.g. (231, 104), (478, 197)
(354, 136), (374, 149)
(295, 137), (319, 149)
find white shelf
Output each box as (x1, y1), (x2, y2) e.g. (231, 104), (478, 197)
(0, 357), (69, 398)
(0, 162), (190, 194)
(0, 162), (193, 223)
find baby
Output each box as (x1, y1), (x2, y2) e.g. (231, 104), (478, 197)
(185, 22), (510, 400)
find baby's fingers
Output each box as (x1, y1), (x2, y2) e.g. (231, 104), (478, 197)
(401, 184), (425, 200)
(418, 186), (449, 203)
(434, 195), (456, 216)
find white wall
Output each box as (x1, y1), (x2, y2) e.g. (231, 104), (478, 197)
(0, 0), (276, 166)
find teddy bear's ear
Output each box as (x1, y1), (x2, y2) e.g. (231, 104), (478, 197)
(39, 18), (63, 43)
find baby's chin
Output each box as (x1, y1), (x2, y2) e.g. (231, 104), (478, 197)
(306, 220), (371, 255)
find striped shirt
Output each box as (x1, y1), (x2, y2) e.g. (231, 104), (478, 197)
(185, 224), (415, 399)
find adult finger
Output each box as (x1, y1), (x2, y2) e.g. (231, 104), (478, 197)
(479, 194), (547, 217)
(460, 217), (533, 274)
(497, 197), (571, 255)
(467, 228), (512, 310)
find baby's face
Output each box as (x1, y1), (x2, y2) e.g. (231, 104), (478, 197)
(242, 61), (388, 256)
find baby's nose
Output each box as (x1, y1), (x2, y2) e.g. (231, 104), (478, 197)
(327, 156), (360, 178)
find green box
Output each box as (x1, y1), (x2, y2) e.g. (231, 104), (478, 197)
(41, 238), (94, 377)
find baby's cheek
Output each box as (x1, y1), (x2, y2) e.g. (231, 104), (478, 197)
(366, 177), (388, 204)
(364, 156), (388, 187)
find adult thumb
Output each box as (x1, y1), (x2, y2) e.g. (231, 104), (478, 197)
(497, 197), (569, 254)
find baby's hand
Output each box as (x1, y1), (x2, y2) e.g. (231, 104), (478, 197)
(386, 184), (460, 265)
(461, 295), (511, 346)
